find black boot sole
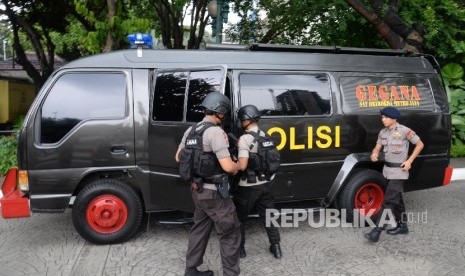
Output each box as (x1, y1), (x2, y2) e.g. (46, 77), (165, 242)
(363, 232), (381, 242)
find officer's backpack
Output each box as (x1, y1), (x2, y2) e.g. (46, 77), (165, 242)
(248, 130), (281, 177)
(178, 122), (216, 182)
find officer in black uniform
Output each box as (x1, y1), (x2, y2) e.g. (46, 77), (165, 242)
(233, 105), (282, 259)
(364, 106), (424, 243)
(176, 92), (241, 276)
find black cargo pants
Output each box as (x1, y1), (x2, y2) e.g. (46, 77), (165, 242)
(377, 179), (407, 225)
(186, 189), (241, 276)
(234, 182), (281, 248)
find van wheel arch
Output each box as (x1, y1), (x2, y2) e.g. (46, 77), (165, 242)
(72, 178), (143, 244)
(73, 171), (141, 197)
(337, 169), (387, 224)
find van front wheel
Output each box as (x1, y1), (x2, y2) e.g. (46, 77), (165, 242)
(72, 179), (143, 244)
(338, 170), (387, 224)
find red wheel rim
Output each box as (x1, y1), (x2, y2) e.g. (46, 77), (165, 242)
(354, 183), (384, 217)
(86, 194), (128, 234)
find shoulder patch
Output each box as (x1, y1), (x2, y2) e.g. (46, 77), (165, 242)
(407, 130), (415, 140)
(223, 131), (229, 145)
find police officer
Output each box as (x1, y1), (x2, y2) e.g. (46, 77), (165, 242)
(175, 92), (241, 276)
(234, 105), (282, 259)
(364, 106), (424, 243)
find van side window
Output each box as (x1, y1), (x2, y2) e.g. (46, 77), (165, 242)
(40, 73), (126, 144)
(239, 73), (331, 116)
(153, 70), (222, 122)
(186, 70), (222, 122)
(153, 72), (187, 121)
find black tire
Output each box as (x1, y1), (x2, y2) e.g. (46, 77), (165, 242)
(72, 179), (143, 244)
(338, 169), (387, 225)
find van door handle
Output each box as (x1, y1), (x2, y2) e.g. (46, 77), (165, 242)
(110, 145), (127, 154)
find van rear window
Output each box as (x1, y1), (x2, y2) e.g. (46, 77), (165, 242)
(340, 76), (435, 114)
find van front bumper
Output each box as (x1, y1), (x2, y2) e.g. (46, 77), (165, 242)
(0, 168), (30, 218)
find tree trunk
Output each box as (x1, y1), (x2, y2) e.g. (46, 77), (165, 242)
(102, 0), (117, 53)
(155, 0), (178, 48)
(3, 2), (49, 88)
(155, 0), (211, 49)
(345, 0), (423, 53)
(187, 0), (209, 49)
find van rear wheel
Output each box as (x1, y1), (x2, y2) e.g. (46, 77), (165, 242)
(72, 179), (143, 244)
(338, 169), (387, 224)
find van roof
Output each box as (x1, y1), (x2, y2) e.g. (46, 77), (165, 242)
(61, 44), (436, 74)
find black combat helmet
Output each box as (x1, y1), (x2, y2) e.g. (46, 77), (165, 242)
(201, 92), (231, 114)
(238, 105), (261, 122)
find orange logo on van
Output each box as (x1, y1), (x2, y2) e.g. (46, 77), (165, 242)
(355, 85), (421, 108)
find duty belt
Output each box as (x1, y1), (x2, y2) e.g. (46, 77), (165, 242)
(384, 161), (403, 168)
(203, 184), (217, 190)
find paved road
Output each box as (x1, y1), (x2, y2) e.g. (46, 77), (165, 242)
(1, 179), (465, 276)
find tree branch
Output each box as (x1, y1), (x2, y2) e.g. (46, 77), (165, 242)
(345, 0), (403, 49)
(102, 0), (116, 52)
(4, 3), (43, 86)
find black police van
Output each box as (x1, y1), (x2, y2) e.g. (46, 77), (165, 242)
(0, 42), (452, 244)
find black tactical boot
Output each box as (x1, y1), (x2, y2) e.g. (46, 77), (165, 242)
(184, 267), (214, 276)
(239, 246), (247, 258)
(364, 227), (383, 242)
(269, 243), (282, 259)
(387, 222), (409, 235)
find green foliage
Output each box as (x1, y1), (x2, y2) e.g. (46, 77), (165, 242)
(0, 116), (23, 176)
(0, 134), (17, 176)
(227, 0), (376, 46)
(442, 63), (465, 86)
(13, 116), (25, 130)
(443, 62), (465, 155)
(227, 0), (465, 65)
(68, 0), (152, 55)
(399, 0), (465, 65)
(451, 143), (465, 158)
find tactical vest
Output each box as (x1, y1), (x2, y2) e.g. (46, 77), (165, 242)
(245, 130), (281, 182)
(178, 121), (223, 183)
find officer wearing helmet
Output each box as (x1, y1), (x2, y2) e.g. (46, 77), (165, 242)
(176, 92), (241, 276)
(234, 104), (282, 259)
(364, 106), (424, 243)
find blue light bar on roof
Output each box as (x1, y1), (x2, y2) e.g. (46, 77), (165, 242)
(127, 33), (153, 48)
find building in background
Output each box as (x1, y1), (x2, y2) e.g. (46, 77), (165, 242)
(0, 52), (65, 130)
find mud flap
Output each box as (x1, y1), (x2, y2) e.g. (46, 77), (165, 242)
(1, 190), (30, 218)
(0, 168), (30, 218)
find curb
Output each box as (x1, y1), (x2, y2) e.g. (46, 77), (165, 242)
(451, 168), (465, 181)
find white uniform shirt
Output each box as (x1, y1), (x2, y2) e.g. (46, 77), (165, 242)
(376, 123), (421, 180)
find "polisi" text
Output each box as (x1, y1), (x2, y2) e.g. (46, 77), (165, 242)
(267, 126), (340, 150)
